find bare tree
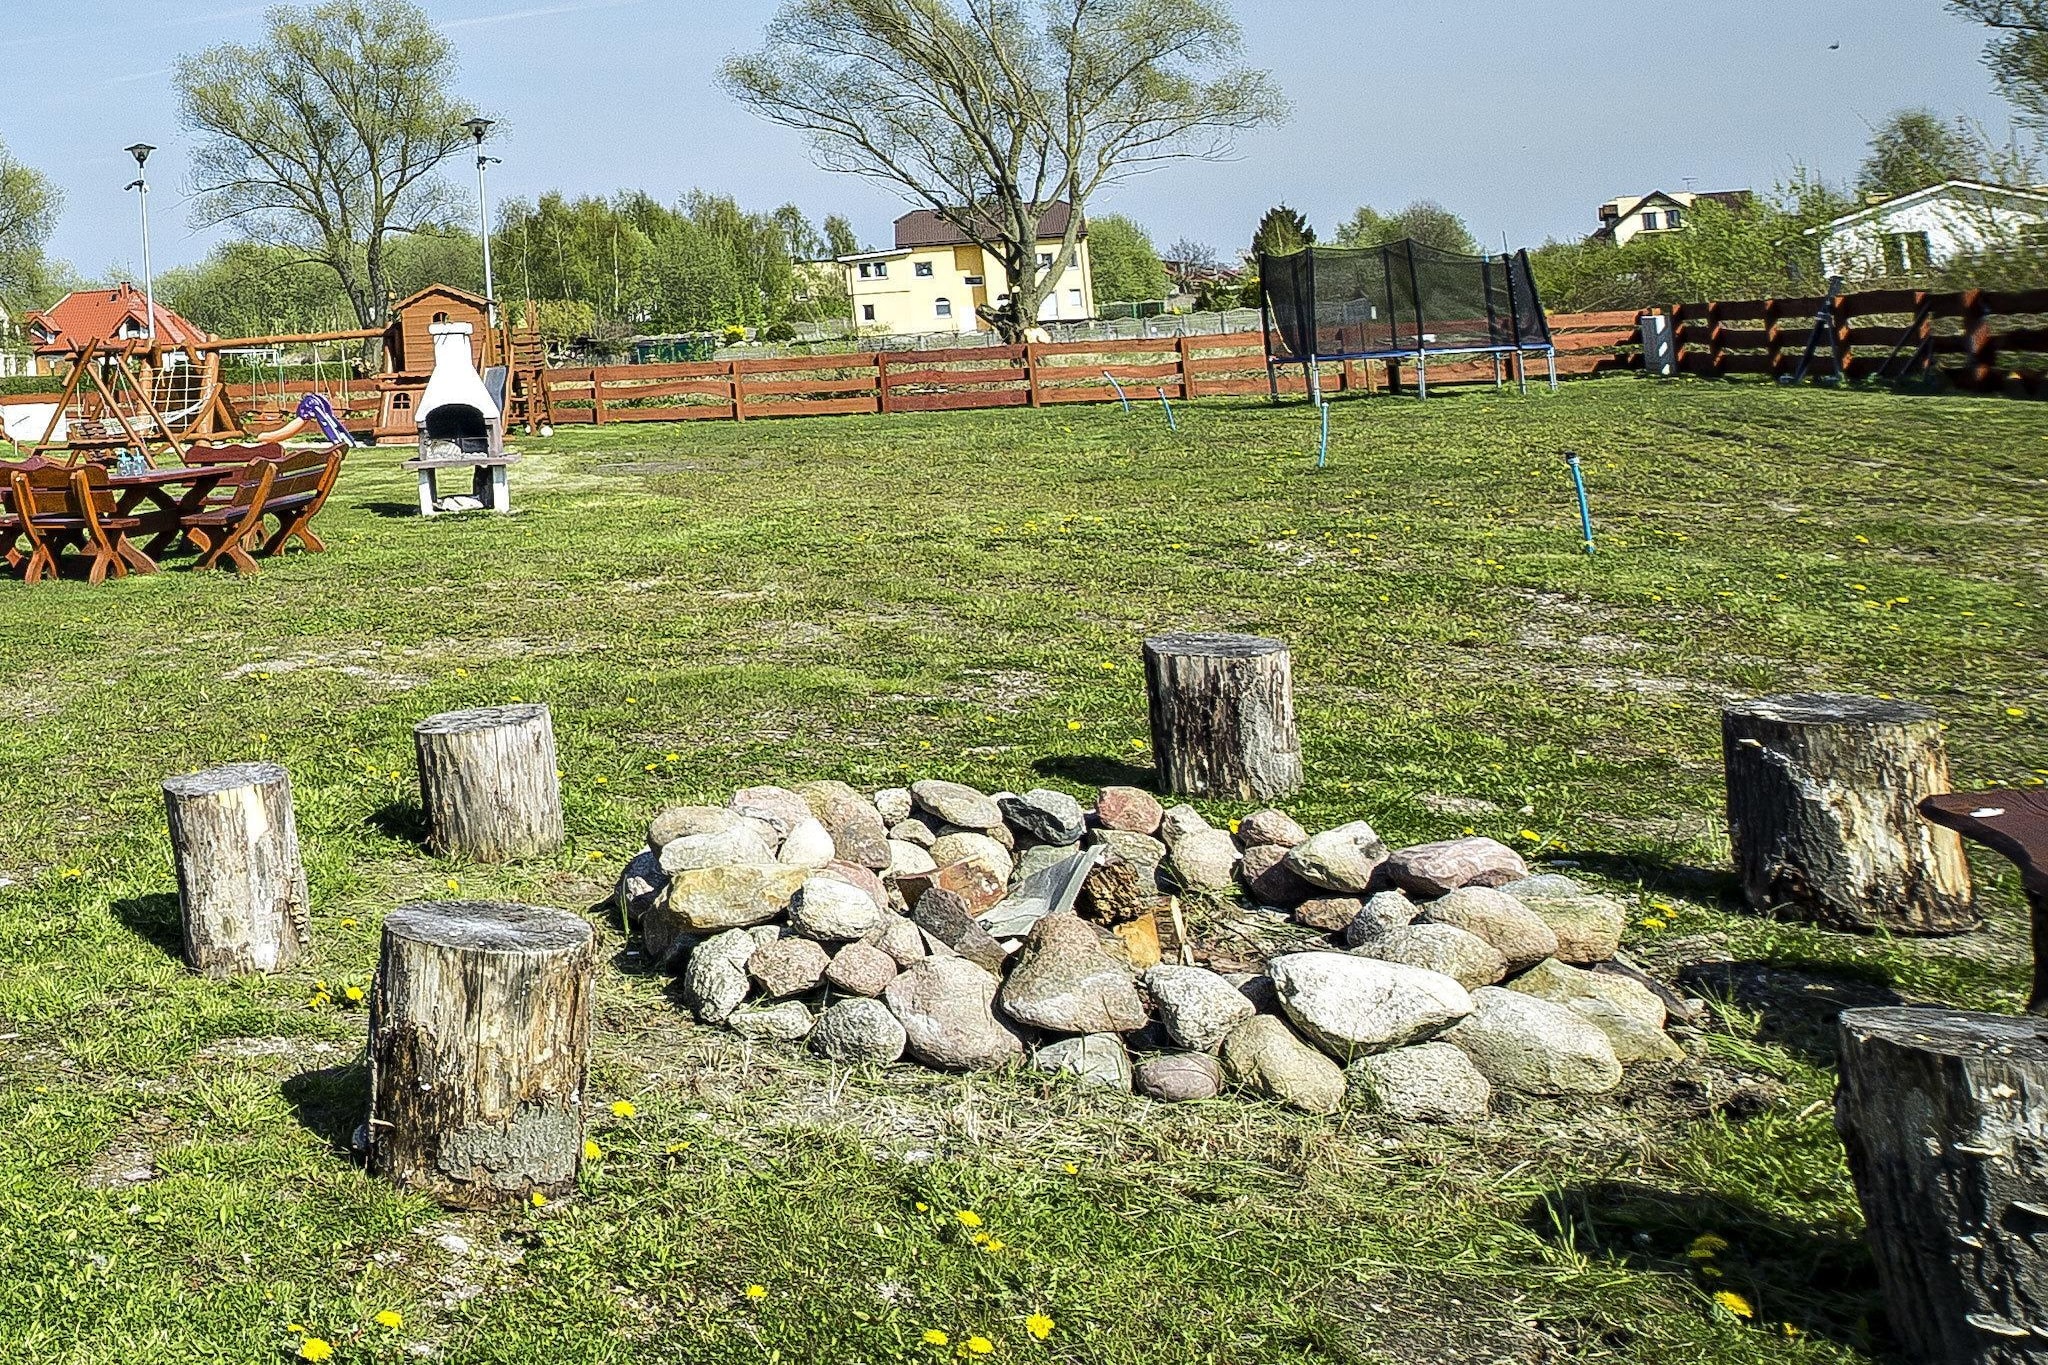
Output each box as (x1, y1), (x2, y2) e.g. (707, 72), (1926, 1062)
(723, 0), (1283, 341)
(1951, 1), (2048, 130)
(177, 0), (480, 340)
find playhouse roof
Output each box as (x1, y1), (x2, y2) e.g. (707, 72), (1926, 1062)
(390, 284), (492, 315)
(25, 283), (211, 355)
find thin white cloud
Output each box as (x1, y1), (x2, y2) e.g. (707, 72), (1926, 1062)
(441, 0), (647, 31)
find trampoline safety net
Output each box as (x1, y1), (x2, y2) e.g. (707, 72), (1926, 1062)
(1260, 239), (1552, 363)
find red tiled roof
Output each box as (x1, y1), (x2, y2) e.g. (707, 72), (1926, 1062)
(895, 202), (1083, 249)
(25, 283), (211, 355)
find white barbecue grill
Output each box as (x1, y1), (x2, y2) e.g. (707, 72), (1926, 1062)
(405, 321), (518, 515)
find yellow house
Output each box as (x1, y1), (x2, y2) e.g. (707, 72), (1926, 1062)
(842, 205), (1095, 335)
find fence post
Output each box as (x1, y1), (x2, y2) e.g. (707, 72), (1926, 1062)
(875, 352), (891, 415)
(1177, 335), (1196, 399)
(731, 359), (747, 422)
(590, 368), (608, 426)
(1764, 298), (1784, 379)
(1024, 342), (1042, 407)
(1834, 289), (1856, 381)
(1707, 301), (1726, 377)
(1962, 289), (1994, 391)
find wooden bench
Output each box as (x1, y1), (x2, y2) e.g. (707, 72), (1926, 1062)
(7, 463), (157, 584)
(180, 445), (344, 574)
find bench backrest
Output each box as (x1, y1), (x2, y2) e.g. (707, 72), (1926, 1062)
(9, 464), (116, 524)
(185, 442), (284, 466)
(262, 447), (339, 506)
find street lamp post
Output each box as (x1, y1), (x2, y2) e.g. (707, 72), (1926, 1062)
(462, 118), (500, 327)
(125, 143), (157, 343)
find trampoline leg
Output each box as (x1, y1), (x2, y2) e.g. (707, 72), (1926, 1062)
(1493, 354), (1503, 391)
(1307, 356), (1322, 406)
(1416, 351), (1428, 401)
(1547, 349), (1558, 393)
(1267, 358), (1280, 405)
(1516, 349), (1528, 397)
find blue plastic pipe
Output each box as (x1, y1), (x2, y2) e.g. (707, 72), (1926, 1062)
(1102, 371), (1132, 413)
(1156, 386), (1177, 431)
(1316, 401), (1331, 468)
(1565, 450), (1595, 554)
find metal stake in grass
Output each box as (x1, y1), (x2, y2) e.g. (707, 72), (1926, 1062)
(1563, 449), (1595, 554)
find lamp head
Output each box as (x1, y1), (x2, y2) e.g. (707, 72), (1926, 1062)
(462, 117), (496, 146)
(126, 143), (155, 170)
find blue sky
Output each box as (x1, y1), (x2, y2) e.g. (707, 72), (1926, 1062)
(0, 0), (2022, 276)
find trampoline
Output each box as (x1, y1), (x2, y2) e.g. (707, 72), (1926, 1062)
(1259, 239), (1556, 400)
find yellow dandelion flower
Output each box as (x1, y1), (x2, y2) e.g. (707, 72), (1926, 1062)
(610, 1100), (637, 1118)
(980, 1237), (1004, 1253)
(2010, 707), (2030, 718)
(744, 1283), (768, 1301)
(530, 1190), (547, 1208)
(1517, 829), (1540, 842)
(344, 986), (365, 1003)
(583, 1139), (603, 1161)
(665, 1142), (690, 1154)
(955, 1209), (982, 1228)
(1129, 738), (1145, 751)
(297, 1340), (334, 1362)
(1713, 1290), (1754, 1318)
(1781, 1323), (1804, 1338)
(60, 867), (84, 879)
(665, 752), (679, 762)
(915, 1201), (929, 1213)
(965, 1337), (994, 1356)
(1098, 662), (1116, 671)
(339, 917), (358, 929)
(374, 1309), (403, 1329)
(1066, 720), (1083, 731)
(1062, 1162), (1078, 1175)
(923, 1329), (950, 1346)
(445, 877), (461, 893)
(286, 1324), (307, 1335)
(1025, 1313), (1054, 1340)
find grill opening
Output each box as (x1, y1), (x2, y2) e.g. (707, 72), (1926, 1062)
(423, 404), (490, 445)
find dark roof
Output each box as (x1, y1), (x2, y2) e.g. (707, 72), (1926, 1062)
(894, 203), (1082, 249)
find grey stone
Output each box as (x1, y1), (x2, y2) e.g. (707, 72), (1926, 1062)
(997, 913), (1147, 1035)
(1507, 959), (1678, 1061)
(979, 848), (1101, 940)
(659, 825), (776, 875)
(1015, 843), (1074, 881)
(730, 785), (813, 838)
(940, 819), (1013, 853)
(775, 818), (837, 869)
(1417, 887), (1559, 972)
(1346, 1042), (1491, 1122)
(1134, 1050), (1224, 1102)
(1240, 843), (1316, 906)
(1343, 889), (1423, 944)
(1497, 874), (1587, 901)
(873, 787), (914, 826)
(884, 956), (1023, 1070)
(648, 805), (745, 852)
(811, 997), (907, 1064)
(1349, 923), (1507, 991)
(1220, 1015), (1345, 1113)
(1445, 987), (1623, 1095)
(910, 779), (1003, 830)
(788, 875), (886, 941)
(998, 788), (1087, 846)
(886, 840), (938, 879)
(1141, 964), (1257, 1051)
(1157, 804), (1212, 851)
(1523, 894), (1627, 965)
(727, 1001), (816, 1043)
(659, 863), (808, 934)
(893, 817), (939, 849)
(928, 831), (1014, 884)
(1167, 827), (1242, 893)
(1095, 786), (1165, 835)
(615, 848), (668, 927)
(820, 861), (888, 911)
(909, 889), (1009, 973)
(1032, 1033), (1132, 1089)
(1285, 821), (1390, 894)
(1237, 808), (1309, 850)
(683, 927), (764, 1024)
(1383, 837), (1529, 897)
(869, 915), (928, 968)
(798, 781), (891, 871)
(1089, 828), (1167, 872)
(1293, 896), (1366, 933)
(747, 936), (830, 998)
(1267, 952), (1474, 1061)
(824, 940), (900, 997)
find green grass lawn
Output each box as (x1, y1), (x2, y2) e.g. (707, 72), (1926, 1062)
(2, 378), (2044, 1364)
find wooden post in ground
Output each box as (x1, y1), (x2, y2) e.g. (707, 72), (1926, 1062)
(367, 900), (594, 1209)
(1722, 693), (1976, 933)
(1836, 1008), (2048, 1363)
(414, 704), (565, 862)
(1142, 632), (1302, 801)
(162, 761), (311, 977)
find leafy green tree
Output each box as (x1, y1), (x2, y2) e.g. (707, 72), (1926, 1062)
(1251, 204), (1314, 258)
(724, 0), (1282, 340)
(0, 139), (62, 315)
(1859, 109), (1985, 197)
(177, 0), (480, 336)
(824, 214), (860, 257)
(157, 242), (354, 337)
(1087, 214), (1169, 303)
(1950, 0), (2048, 130)
(1331, 205), (1391, 248)
(1333, 201), (1480, 253)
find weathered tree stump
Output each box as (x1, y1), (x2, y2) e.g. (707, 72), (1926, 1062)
(1722, 692), (1975, 933)
(1837, 1008), (2048, 1362)
(367, 900), (594, 1209)
(414, 704), (564, 862)
(161, 761), (310, 977)
(1143, 632), (1302, 800)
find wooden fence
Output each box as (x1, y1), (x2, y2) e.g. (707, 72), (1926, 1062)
(1661, 287), (2048, 395)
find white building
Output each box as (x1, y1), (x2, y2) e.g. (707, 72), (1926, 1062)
(1811, 180), (2048, 279)
(1593, 189), (1753, 245)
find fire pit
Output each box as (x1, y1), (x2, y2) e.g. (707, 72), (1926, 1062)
(403, 321), (518, 516)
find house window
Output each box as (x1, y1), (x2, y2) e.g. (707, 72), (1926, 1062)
(1642, 212), (1659, 231)
(1664, 208), (1682, 230)
(935, 298), (953, 319)
(1882, 231), (1934, 275)
(1068, 289), (1083, 310)
(1038, 251), (1054, 269)
(964, 274), (984, 287)
(914, 261), (935, 277)
(861, 304), (877, 322)
(859, 262), (889, 279)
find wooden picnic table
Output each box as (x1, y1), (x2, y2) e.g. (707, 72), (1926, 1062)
(109, 465), (237, 556)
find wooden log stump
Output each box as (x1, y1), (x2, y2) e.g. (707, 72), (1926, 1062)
(1143, 632), (1302, 801)
(1837, 1008), (2048, 1362)
(367, 900), (594, 1209)
(414, 704), (564, 862)
(161, 761), (310, 977)
(1722, 692), (1976, 933)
